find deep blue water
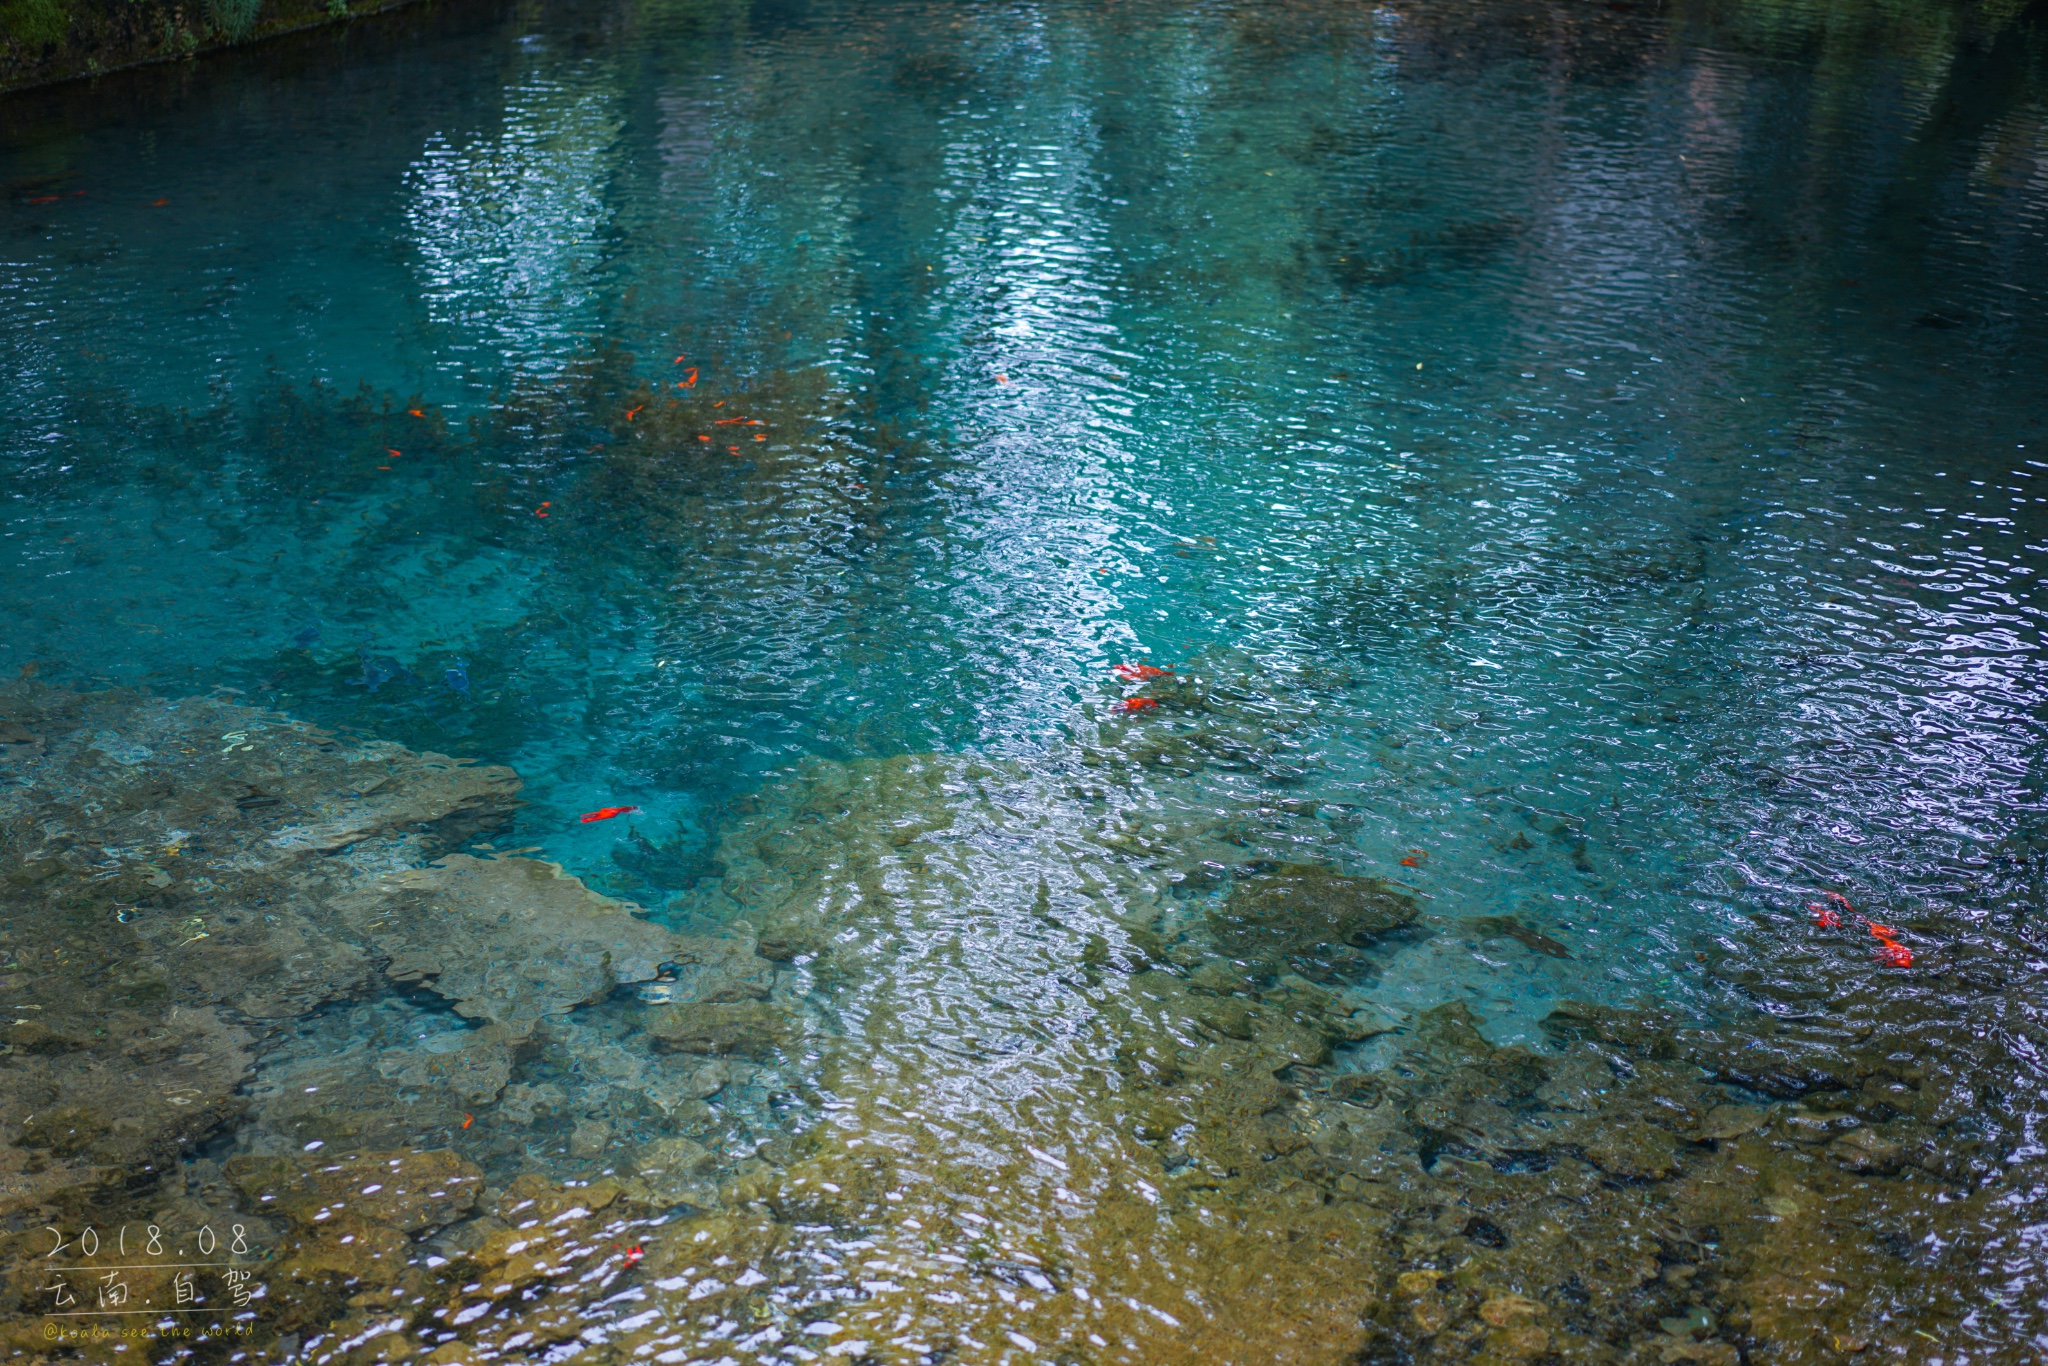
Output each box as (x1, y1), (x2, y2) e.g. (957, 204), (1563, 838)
(4, 0), (2045, 1043)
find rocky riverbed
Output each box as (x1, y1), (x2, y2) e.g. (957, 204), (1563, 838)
(2, 678), (2042, 1364)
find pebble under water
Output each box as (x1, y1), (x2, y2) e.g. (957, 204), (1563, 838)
(2, 0), (2046, 1360)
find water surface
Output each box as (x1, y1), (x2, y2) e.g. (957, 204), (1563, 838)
(3, 0), (2046, 1358)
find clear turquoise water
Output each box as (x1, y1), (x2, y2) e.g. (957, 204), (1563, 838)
(4, 0), (2046, 1051)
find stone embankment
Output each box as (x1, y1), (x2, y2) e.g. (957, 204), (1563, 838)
(0, 0), (423, 95)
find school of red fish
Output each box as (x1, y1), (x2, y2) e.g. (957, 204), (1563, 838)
(1809, 889), (1912, 968)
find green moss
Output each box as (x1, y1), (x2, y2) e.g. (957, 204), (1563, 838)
(205, 0), (260, 40)
(0, 0), (71, 49)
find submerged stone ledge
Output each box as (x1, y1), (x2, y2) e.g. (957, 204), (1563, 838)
(1, 682), (2042, 1363)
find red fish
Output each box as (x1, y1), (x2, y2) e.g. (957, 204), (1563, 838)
(461, 1114), (474, 1129)
(408, 407), (425, 417)
(714, 416), (752, 424)
(152, 199), (169, 206)
(625, 405), (644, 421)
(754, 433), (767, 441)
(1858, 915), (1913, 968)
(680, 368), (699, 388)
(997, 374), (1010, 384)
(1809, 891), (1912, 966)
(1113, 663), (1171, 681)
(697, 434), (711, 443)
(580, 805), (639, 823)
(1399, 850), (1426, 868)
(622, 1246), (644, 1267)
(1119, 697), (1158, 712)
(386, 448), (401, 458)
(535, 501), (552, 518)
(27, 195), (59, 204)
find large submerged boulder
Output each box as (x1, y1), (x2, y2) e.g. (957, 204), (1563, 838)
(0, 683), (522, 1223)
(1209, 861), (1420, 976)
(0, 682), (782, 1251)
(361, 853), (753, 1038)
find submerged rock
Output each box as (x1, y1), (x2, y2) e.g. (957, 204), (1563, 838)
(1462, 913), (1573, 958)
(1209, 861), (1420, 975)
(360, 852), (755, 1039)
(641, 999), (798, 1059)
(0, 682), (520, 1226)
(226, 1148), (482, 1233)
(0, 681), (782, 1341)
(5, 678), (2044, 1363)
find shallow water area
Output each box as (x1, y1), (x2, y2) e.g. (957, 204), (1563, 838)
(3, 0), (2048, 1359)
